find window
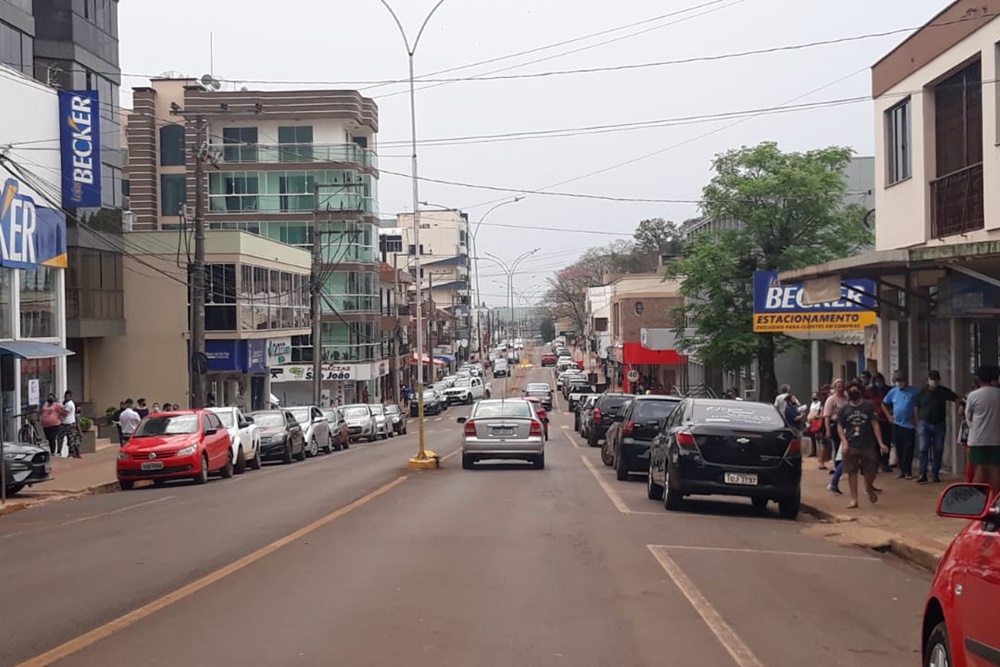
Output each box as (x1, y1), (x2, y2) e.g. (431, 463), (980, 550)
(0, 22), (32, 76)
(935, 61), (982, 177)
(160, 125), (186, 166)
(887, 100), (911, 184)
(20, 268), (58, 339)
(222, 127), (258, 162)
(278, 126), (314, 162)
(160, 174), (186, 216)
(205, 264), (237, 331)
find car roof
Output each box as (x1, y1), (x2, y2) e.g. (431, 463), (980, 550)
(632, 395), (682, 402)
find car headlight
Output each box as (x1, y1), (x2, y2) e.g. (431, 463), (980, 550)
(117, 450), (129, 461)
(4, 452), (28, 461)
(177, 444), (198, 456)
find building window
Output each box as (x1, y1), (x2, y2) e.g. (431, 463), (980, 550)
(222, 127), (258, 163)
(204, 263), (237, 331)
(278, 126), (314, 162)
(20, 268), (58, 339)
(160, 125), (186, 166)
(0, 21), (32, 76)
(935, 60), (983, 177)
(160, 174), (186, 216)
(886, 100), (911, 184)
(0, 269), (11, 339)
(20, 358), (55, 411)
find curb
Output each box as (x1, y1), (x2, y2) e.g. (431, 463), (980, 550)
(86, 481), (121, 495)
(0, 501), (29, 517)
(799, 501), (857, 524)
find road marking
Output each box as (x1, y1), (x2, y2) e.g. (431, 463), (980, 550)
(581, 455), (629, 513)
(560, 425), (569, 429)
(647, 545), (765, 667)
(649, 544), (879, 562)
(564, 432), (581, 450)
(0, 496), (175, 540)
(16, 476), (408, 667)
(440, 448), (461, 462)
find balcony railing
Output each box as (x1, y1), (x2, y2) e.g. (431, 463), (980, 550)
(218, 143), (377, 169)
(931, 163), (984, 238)
(66, 288), (125, 321)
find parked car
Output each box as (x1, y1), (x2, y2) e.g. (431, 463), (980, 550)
(208, 406), (262, 473)
(556, 359), (576, 374)
(602, 415), (625, 467)
(457, 399), (547, 470)
(922, 483), (1000, 667)
(116, 410), (235, 488)
(524, 382), (553, 410)
(563, 377), (591, 401)
(385, 403), (407, 435)
(3, 441), (51, 496)
(493, 358), (510, 378)
(647, 399), (802, 519)
(540, 353), (557, 367)
(578, 395), (599, 435)
(321, 407), (350, 451)
(369, 404), (393, 439)
(444, 376), (490, 404)
(608, 395), (682, 481)
(342, 404), (377, 442)
(411, 391), (444, 417)
(247, 410), (307, 463)
(288, 406), (334, 457)
(587, 394), (632, 447)
(525, 397), (550, 440)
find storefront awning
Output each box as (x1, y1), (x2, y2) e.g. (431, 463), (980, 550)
(622, 341), (686, 366)
(0, 341), (74, 359)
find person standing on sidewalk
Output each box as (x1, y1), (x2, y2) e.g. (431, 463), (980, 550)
(966, 366), (1000, 493)
(118, 399), (141, 446)
(774, 384), (792, 416)
(136, 398), (150, 419)
(915, 370), (958, 484)
(837, 382), (889, 509)
(822, 380), (848, 471)
(882, 372), (921, 480)
(59, 390), (81, 459)
(39, 393), (64, 456)
(866, 373), (893, 472)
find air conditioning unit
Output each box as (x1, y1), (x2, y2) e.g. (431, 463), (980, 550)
(122, 210), (135, 232)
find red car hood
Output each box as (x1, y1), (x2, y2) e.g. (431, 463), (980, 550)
(123, 434), (200, 454)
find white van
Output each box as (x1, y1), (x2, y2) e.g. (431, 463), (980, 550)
(493, 358), (510, 378)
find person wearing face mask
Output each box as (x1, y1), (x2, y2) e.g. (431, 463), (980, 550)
(866, 373), (893, 472)
(822, 380), (848, 472)
(915, 370), (958, 484)
(39, 392), (65, 455)
(882, 372), (921, 479)
(837, 381), (889, 509)
(965, 366), (1000, 494)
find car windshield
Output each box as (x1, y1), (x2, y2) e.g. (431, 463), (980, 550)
(211, 411), (234, 428)
(474, 402), (533, 419)
(371, 405), (385, 414)
(134, 414), (199, 437)
(249, 412), (284, 427)
(454, 378), (472, 387)
(634, 400), (681, 422)
(526, 384), (550, 392)
(422, 392), (438, 400)
(289, 408), (311, 424)
(693, 403), (785, 427)
(386, 405), (400, 415)
(343, 406), (369, 418)
(322, 409), (339, 421)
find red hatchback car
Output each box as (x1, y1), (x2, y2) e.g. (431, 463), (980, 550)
(116, 410), (233, 489)
(540, 353), (557, 367)
(922, 483), (1000, 667)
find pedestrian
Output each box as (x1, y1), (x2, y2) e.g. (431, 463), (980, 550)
(59, 390), (81, 459)
(118, 399), (141, 446)
(151, 402), (161, 413)
(957, 395), (974, 483)
(783, 394), (804, 436)
(136, 398), (150, 419)
(206, 393), (217, 408)
(965, 365), (1000, 494)
(401, 384), (411, 408)
(915, 370), (958, 484)
(39, 392), (64, 456)
(882, 371), (920, 479)
(113, 400), (125, 444)
(866, 372), (893, 472)
(774, 384), (792, 415)
(361, 386), (370, 403)
(837, 381), (889, 509)
(806, 391), (825, 457)
(821, 380), (848, 471)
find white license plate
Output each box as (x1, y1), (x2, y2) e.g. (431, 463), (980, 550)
(141, 461), (164, 471)
(491, 427), (514, 437)
(724, 472), (758, 486)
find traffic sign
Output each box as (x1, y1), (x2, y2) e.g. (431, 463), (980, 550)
(627, 369), (640, 382)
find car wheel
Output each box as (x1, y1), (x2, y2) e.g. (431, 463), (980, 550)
(220, 451), (234, 479)
(533, 453), (545, 470)
(388, 429), (395, 438)
(307, 437), (319, 458)
(647, 464), (664, 500)
(587, 429), (599, 448)
(778, 491), (800, 520)
(924, 621), (951, 667)
(751, 497), (769, 513)
(249, 445), (262, 470)
(324, 435), (335, 454)
(234, 446), (247, 475)
(601, 440), (614, 467)
(282, 439), (294, 464)
(664, 466), (683, 511)
(194, 454), (209, 485)
(118, 480), (134, 491)
(615, 450), (630, 481)
(5, 483), (26, 496)
(462, 454), (474, 470)
(295, 440), (307, 461)
(342, 439), (350, 450)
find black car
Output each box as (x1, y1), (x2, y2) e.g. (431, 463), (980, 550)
(3, 441), (52, 496)
(247, 410), (306, 464)
(609, 395), (682, 481)
(586, 393), (632, 447)
(411, 391), (443, 417)
(648, 399), (802, 519)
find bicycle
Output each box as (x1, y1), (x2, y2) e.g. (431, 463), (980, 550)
(14, 409), (43, 447)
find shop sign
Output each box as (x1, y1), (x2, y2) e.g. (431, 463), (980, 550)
(270, 363), (372, 383)
(247, 339), (267, 374)
(752, 271), (877, 333)
(206, 340), (241, 372)
(375, 359), (389, 378)
(267, 337), (292, 365)
(59, 90), (102, 208)
(0, 179), (68, 270)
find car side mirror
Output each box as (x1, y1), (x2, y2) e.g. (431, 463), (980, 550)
(238, 421), (249, 429)
(205, 428), (218, 436)
(244, 416), (254, 424)
(456, 417), (467, 424)
(938, 483), (996, 519)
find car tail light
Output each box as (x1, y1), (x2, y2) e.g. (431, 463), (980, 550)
(676, 432), (697, 449)
(623, 421), (635, 436)
(463, 420), (477, 437)
(785, 439), (802, 457)
(593, 409), (602, 422)
(529, 421), (543, 437)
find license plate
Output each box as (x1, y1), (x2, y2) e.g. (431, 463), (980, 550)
(724, 472), (757, 485)
(141, 461), (164, 471)
(491, 427), (514, 437)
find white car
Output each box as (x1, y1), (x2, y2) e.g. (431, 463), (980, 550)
(208, 406), (261, 474)
(288, 406), (334, 457)
(342, 404), (377, 441)
(443, 376), (491, 404)
(368, 404), (393, 440)
(493, 358), (510, 378)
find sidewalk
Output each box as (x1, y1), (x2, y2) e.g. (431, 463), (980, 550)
(1, 439), (119, 516)
(799, 460), (962, 571)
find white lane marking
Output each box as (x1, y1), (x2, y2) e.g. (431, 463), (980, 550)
(0, 496), (176, 540)
(434, 417), (443, 422)
(649, 544), (879, 562)
(581, 455), (629, 513)
(647, 546), (765, 667)
(440, 448), (461, 462)
(564, 431), (581, 450)
(560, 425), (569, 429)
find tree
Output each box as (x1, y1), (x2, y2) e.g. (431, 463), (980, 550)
(539, 315), (556, 343)
(667, 142), (871, 401)
(544, 247), (614, 333)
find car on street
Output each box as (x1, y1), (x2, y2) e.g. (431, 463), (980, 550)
(524, 382), (553, 410)
(208, 406), (262, 473)
(116, 410), (236, 488)
(385, 404), (407, 435)
(457, 399), (547, 470)
(342, 404), (377, 441)
(647, 398), (802, 519)
(587, 393), (632, 447)
(922, 482), (1000, 667)
(563, 377), (590, 401)
(524, 397), (550, 440)
(288, 406), (334, 457)
(493, 358), (510, 378)
(369, 404), (393, 439)
(321, 407), (350, 451)
(247, 410), (307, 463)
(577, 395), (599, 434)
(556, 369), (585, 390)
(444, 376), (490, 404)
(540, 353), (557, 367)
(3, 440), (51, 496)
(607, 395), (682, 481)
(411, 390), (445, 417)
(556, 358), (576, 373)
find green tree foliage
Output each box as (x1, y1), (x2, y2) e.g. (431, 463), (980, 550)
(666, 142), (871, 400)
(539, 315), (556, 343)
(544, 247), (614, 334)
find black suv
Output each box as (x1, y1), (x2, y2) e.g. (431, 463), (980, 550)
(586, 393), (631, 447)
(609, 395), (682, 481)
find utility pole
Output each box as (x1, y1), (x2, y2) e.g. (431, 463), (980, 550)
(311, 182), (324, 406)
(190, 115), (207, 409)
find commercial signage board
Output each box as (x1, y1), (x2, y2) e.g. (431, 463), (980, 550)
(0, 179), (67, 269)
(752, 271), (877, 333)
(205, 340), (242, 372)
(270, 363), (371, 383)
(266, 337), (292, 365)
(247, 339), (267, 374)
(58, 91), (102, 208)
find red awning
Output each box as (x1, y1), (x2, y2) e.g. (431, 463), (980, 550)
(622, 341), (686, 365)
(409, 353), (447, 366)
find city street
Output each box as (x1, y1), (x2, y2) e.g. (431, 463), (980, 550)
(1, 357), (931, 667)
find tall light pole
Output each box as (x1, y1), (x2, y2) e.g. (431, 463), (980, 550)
(379, 0), (448, 470)
(483, 248), (540, 344)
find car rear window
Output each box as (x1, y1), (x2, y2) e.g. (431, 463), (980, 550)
(633, 400), (681, 422)
(474, 402), (533, 419)
(599, 396), (630, 410)
(693, 403), (785, 427)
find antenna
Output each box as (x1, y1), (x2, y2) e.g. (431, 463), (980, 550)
(209, 31), (214, 76)
(199, 74), (221, 91)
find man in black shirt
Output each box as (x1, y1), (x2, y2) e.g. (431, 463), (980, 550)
(915, 370), (958, 484)
(837, 382), (889, 509)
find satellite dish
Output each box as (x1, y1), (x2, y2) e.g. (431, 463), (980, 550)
(200, 74), (222, 91)
(158, 70), (186, 79)
(240, 86), (249, 92)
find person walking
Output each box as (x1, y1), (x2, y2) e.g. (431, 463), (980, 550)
(806, 391), (825, 457)
(822, 380), (848, 471)
(966, 365), (1000, 494)
(118, 399), (141, 446)
(774, 384), (792, 416)
(39, 392), (64, 456)
(866, 372), (893, 472)
(915, 370), (958, 484)
(837, 382), (889, 509)
(59, 390), (81, 459)
(882, 372), (921, 479)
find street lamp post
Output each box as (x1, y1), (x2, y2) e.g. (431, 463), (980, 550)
(482, 248), (540, 346)
(379, 0), (448, 470)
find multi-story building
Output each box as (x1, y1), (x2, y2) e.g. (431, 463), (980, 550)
(124, 77), (389, 403)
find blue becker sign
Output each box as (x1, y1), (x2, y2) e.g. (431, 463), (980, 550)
(752, 271), (877, 333)
(59, 90), (102, 208)
(0, 179), (67, 269)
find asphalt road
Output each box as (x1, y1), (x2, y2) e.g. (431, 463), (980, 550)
(0, 354), (932, 667)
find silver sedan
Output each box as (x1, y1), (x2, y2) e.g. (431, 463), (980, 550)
(456, 399), (547, 470)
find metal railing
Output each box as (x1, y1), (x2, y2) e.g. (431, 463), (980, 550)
(218, 143), (377, 168)
(931, 162), (984, 238)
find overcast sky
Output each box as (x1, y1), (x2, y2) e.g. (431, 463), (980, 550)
(120, 0), (946, 304)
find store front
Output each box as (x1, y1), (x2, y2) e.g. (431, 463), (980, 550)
(269, 360), (390, 407)
(617, 342), (686, 395)
(205, 339), (269, 412)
